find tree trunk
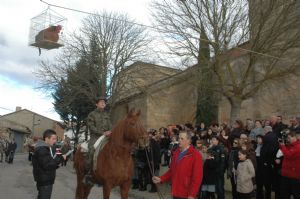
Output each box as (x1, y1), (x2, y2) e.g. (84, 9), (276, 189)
(229, 98), (242, 125)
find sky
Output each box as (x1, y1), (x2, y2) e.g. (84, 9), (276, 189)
(0, 0), (152, 121)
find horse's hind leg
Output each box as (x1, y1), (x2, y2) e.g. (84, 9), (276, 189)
(75, 176), (92, 199)
(83, 185), (92, 199)
(120, 180), (131, 199)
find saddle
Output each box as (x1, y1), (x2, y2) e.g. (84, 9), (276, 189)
(80, 136), (109, 171)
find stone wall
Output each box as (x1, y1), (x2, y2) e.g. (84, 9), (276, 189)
(145, 71), (198, 129)
(111, 94), (148, 129)
(112, 66), (199, 130)
(218, 75), (300, 124)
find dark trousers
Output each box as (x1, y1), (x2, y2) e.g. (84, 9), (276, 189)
(216, 174), (225, 199)
(0, 152), (3, 162)
(280, 176), (300, 199)
(256, 166), (264, 199)
(200, 191), (216, 199)
(8, 151), (15, 163)
(230, 176), (238, 199)
(28, 152), (33, 161)
(37, 185), (53, 199)
(173, 197), (187, 199)
(237, 192), (253, 199)
(262, 165), (274, 199)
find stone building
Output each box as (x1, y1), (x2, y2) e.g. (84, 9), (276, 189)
(111, 61), (199, 130)
(0, 107), (64, 152)
(112, 59), (300, 129)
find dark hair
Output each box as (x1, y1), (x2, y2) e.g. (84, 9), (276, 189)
(287, 131), (297, 137)
(176, 124), (183, 131)
(172, 128), (180, 135)
(96, 96), (107, 103)
(256, 134), (264, 139)
(185, 123), (193, 130)
(255, 120), (262, 125)
(43, 129), (56, 140)
(239, 149), (248, 156)
(211, 135), (220, 142)
(235, 120), (244, 129)
(221, 128), (230, 136)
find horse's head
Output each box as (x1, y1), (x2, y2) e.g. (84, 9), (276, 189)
(123, 108), (148, 147)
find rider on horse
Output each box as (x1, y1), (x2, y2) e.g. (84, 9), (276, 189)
(84, 96), (112, 185)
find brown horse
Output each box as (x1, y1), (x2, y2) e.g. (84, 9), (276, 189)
(74, 109), (148, 199)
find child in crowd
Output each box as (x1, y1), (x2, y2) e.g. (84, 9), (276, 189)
(236, 149), (255, 199)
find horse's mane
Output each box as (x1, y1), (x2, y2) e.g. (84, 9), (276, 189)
(109, 117), (126, 147)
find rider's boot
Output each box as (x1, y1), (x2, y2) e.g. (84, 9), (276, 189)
(83, 151), (95, 186)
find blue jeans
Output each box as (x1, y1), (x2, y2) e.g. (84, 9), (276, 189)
(37, 185), (53, 199)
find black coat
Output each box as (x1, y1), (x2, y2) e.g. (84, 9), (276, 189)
(210, 144), (226, 175)
(202, 158), (218, 185)
(7, 142), (17, 152)
(160, 137), (170, 150)
(260, 131), (279, 166)
(148, 138), (161, 170)
(32, 141), (62, 186)
(272, 122), (287, 138)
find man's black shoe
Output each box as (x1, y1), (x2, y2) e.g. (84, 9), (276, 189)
(149, 186), (157, 193)
(139, 186), (146, 191)
(132, 184), (139, 189)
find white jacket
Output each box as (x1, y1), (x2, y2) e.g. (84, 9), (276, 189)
(236, 159), (255, 193)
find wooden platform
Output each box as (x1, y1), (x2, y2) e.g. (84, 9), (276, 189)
(30, 40), (63, 50)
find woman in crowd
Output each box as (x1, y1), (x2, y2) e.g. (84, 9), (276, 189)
(227, 138), (240, 199)
(229, 120), (245, 147)
(200, 150), (217, 199)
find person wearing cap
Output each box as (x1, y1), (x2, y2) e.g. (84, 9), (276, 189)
(152, 130), (203, 199)
(84, 96), (112, 185)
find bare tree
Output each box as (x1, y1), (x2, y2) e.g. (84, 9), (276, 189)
(36, 10), (151, 102)
(150, 0), (300, 123)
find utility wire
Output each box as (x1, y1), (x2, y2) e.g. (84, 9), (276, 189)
(40, 0), (283, 60)
(0, 107), (13, 111)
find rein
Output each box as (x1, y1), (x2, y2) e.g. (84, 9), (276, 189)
(144, 144), (166, 199)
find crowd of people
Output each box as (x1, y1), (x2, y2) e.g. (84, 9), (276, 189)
(132, 116), (300, 199)
(0, 136), (17, 164)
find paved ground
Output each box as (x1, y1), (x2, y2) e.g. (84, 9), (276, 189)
(0, 153), (133, 199)
(0, 153), (238, 199)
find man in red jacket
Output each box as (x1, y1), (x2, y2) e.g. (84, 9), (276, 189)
(152, 131), (203, 199)
(279, 130), (300, 199)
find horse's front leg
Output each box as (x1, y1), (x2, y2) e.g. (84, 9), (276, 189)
(120, 180), (131, 199)
(103, 183), (113, 199)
